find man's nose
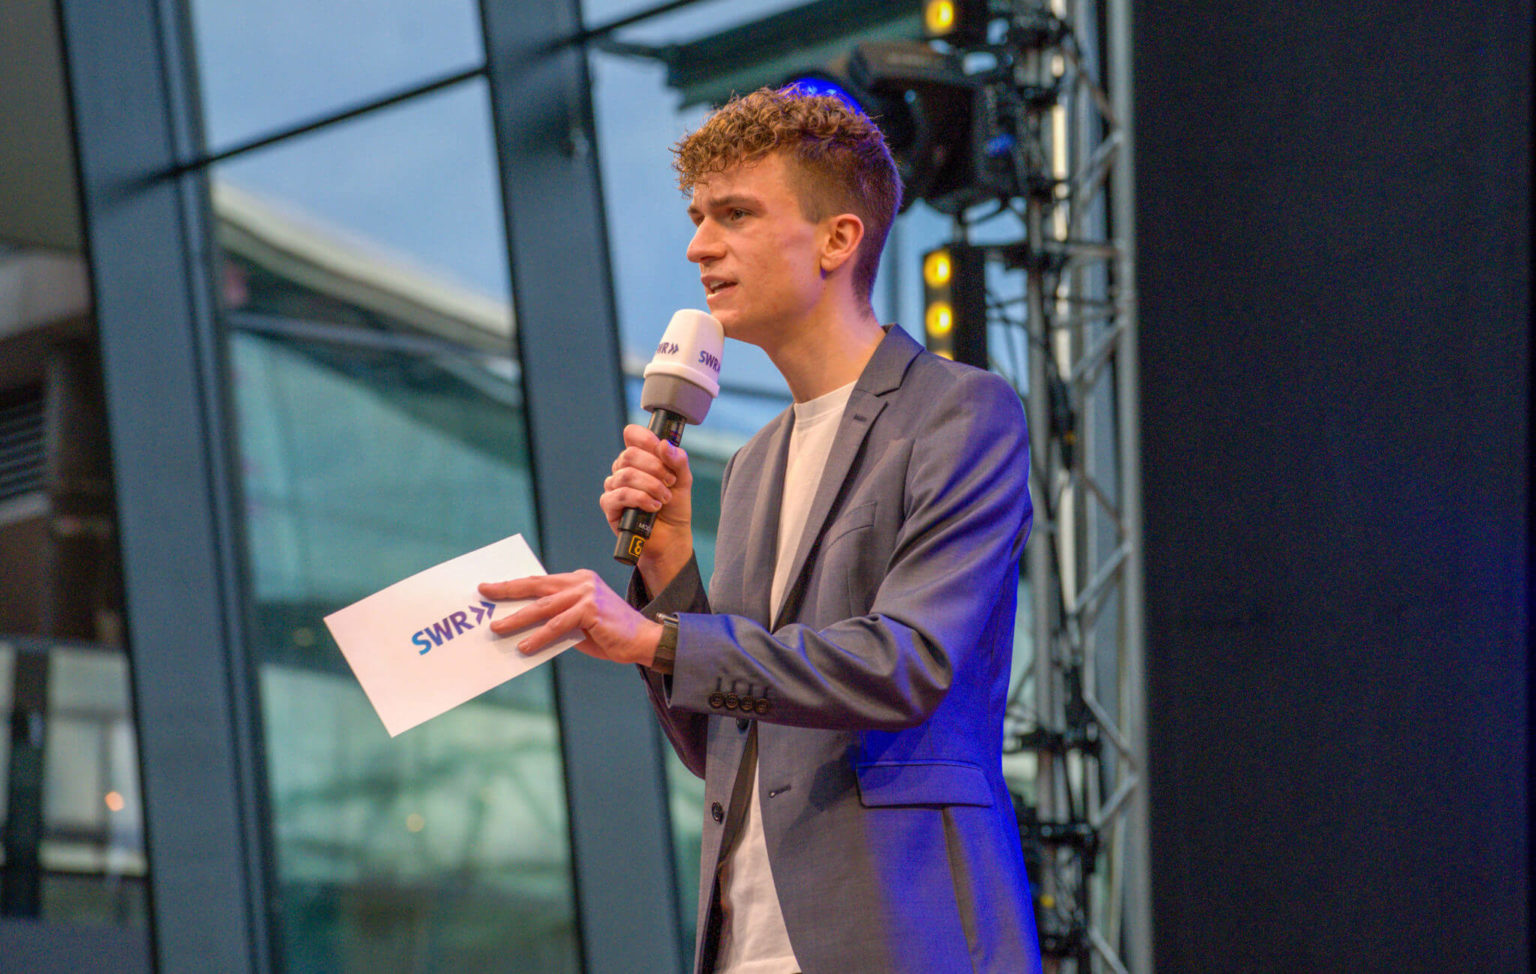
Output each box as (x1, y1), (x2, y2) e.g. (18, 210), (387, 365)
(686, 221), (722, 264)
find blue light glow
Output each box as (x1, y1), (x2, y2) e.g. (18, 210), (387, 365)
(782, 76), (869, 117)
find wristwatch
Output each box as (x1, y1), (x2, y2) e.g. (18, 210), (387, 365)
(651, 613), (678, 675)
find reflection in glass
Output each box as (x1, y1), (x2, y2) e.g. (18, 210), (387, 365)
(187, 0), (484, 152)
(215, 80), (512, 320)
(0, 641), (147, 927)
(211, 85), (579, 971)
(0, 246), (145, 927)
(588, 51), (786, 407)
(582, 0), (808, 45)
(230, 325), (577, 971)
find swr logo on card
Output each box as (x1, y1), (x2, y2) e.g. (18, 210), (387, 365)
(410, 600), (497, 655)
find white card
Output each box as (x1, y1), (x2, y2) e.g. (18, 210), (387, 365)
(323, 533), (577, 736)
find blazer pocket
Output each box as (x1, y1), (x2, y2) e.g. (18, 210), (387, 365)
(825, 499), (878, 545)
(822, 500), (881, 618)
(854, 760), (994, 808)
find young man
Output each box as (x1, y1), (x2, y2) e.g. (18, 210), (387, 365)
(482, 87), (1040, 973)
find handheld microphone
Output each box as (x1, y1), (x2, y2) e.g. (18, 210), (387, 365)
(614, 309), (724, 565)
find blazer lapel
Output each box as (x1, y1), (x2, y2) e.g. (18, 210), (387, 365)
(770, 326), (922, 630)
(739, 410), (792, 626)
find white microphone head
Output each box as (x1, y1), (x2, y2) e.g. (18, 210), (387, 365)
(641, 309), (723, 424)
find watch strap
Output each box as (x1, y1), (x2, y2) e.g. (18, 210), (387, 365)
(651, 612), (678, 675)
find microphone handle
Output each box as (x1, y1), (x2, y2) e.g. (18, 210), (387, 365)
(614, 408), (688, 565)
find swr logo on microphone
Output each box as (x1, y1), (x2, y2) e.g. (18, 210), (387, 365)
(697, 349), (721, 373)
(656, 340), (681, 356)
(411, 600), (497, 655)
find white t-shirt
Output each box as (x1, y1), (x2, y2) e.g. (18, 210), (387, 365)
(716, 380), (854, 974)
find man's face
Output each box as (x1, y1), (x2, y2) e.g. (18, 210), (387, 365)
(685, 153), (828, 350)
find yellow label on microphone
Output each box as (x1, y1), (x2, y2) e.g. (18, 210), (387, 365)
(628, 535), (646, 559)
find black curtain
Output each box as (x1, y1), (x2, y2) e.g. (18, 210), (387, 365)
(1135, 2), (1530, 970)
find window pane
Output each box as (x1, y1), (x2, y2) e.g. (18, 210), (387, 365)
(582, 0), (806, 41)
(0, 247), (146, 929)
(216, 80), (512, 321)
(0, 640), (148, 928)
(187, 0), (484, 153)
(211, 85), (579, 973)
(588, 52), (787, 404)
(586, 29), (782, 947)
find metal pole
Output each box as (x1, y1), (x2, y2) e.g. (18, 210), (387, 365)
(1107, 0), (1151, 969)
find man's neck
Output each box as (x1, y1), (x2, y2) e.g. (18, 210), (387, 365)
(767, 307), (886, 403)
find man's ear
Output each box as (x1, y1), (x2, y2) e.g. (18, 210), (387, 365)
(818, 213), (866, 276)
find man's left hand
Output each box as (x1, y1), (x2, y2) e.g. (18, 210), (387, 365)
(479, 571), (663, 667)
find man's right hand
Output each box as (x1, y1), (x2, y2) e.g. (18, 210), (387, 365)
(600, 423), (695, 595)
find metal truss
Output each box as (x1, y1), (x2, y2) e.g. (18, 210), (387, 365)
(956, 1), (1149, 971)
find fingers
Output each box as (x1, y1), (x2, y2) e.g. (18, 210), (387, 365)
(486, 589), (566, 637)
(602, 425), (695, 535)
(618, 424), (692, 487)
(603, 451), (674, 520)
(480, 572), (591, 644)
(612, 449), (677, 489)
(481, 569), (651, 664)
(655, 436), (692, 489)
(478, 575), (564, 603)
(621, 422), (659, 449)
(600, 480), (669, 525)
(603, 467), (673, 504)
(513, 597), (588, 654)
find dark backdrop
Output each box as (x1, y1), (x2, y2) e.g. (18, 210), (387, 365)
(1134, 2), (1529, 970)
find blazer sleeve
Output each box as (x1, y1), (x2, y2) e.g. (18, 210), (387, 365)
(628, 551), (714, 778)
(661, 369), (1031, 732)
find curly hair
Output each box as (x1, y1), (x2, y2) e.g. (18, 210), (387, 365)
(673, 86), (902, 302)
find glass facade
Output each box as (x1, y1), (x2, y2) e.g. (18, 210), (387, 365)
(227, 323), (572, 970)
(9, 0), (1035, 968)
(1, 148), (146, 934)
(188, 5), (578, 970)
(0, 640), (147, 928)
(186, 0), (485, 153)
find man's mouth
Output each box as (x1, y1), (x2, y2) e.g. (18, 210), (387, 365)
(704, 278), (735, 296)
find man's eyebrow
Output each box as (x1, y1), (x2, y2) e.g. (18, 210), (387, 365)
(691, 193), (760, 215)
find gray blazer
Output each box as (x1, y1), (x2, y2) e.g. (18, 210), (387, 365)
(637, 325), (1041, 973)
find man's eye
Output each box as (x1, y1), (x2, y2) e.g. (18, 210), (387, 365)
(728, 208), (748, 221)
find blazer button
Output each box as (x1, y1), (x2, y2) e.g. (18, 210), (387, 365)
(754, 698), (771, 715)
(737, 718), (749, 732)
(723, 694), (739, 710)
(708, 692), (725, 709)
(710, 802), (724, 823)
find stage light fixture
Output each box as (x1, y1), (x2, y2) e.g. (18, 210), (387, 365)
(923, 0), (990, 46)
(844, 41), (973, 210)
(925, 0), (955, 35)
(770, 3), (1054, 212)
(921, 243), (986, 368)
(926, 300), (953, 338)
(923, 248), (952, 289)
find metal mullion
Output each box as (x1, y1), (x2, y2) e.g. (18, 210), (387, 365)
(573, 0), (713, 44)
(167, 64), (487, 175)
(57, 0), (270, 969)
(157, 4), (281, 968)
(480, 1), (684, 971)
